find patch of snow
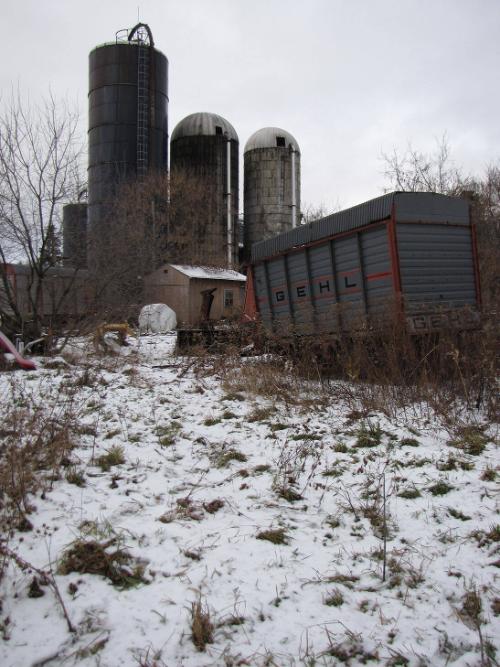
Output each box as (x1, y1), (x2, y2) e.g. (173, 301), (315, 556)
(171, 265), (246, 281)
(0, 336), (498, 667)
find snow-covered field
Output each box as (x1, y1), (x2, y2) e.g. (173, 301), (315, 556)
(0, 334), (498, 666)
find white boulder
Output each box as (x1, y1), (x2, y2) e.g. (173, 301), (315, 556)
(139, 303), (177, 334)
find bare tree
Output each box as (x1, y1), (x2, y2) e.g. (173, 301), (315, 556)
(89, 171), (166, 312)
(89, 168), (215, 315)
(300, 201), (342, 225)
(381, 135), (476, 195)
(381, 137), (499, 310)
(0, 91), (84, 338)
(168, 168), (220, 265)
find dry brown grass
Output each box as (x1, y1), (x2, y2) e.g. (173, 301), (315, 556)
(0, 375), (81, 535)
(190, 599), (214, 651)
(238, 310), (498, 427)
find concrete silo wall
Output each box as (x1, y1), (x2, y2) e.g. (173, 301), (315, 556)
(244, 145), (301, 261)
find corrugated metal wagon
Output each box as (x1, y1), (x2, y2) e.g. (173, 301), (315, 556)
(244, 192), (481, 336)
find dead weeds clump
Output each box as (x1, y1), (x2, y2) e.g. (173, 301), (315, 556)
(190, 599), (214, 651)
(0, 375), (82, 531)
(95, 445), (125, 471)
(58, 537), (146, 589)
(256, 528), (289, 545)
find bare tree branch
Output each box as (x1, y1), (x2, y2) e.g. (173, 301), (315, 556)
(0, 90), (84, 339)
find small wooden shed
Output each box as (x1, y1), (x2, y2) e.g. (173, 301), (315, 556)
(144, 264), (246, 325)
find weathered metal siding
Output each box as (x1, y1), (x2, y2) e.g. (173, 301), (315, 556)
(88, 40), (168, 270)
(395, 194), (469, 225)
(252, 223), (393, 334)
(251, 192), (394, 262)
(397, 223), (477, 312)
(251, 192), (470, 263)
(250, 192), (479, 335)
(361, 226), (393, 314)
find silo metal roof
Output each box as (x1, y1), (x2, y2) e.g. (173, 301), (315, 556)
(251, 192), (469, 262)
(244, 127), (300, 153)
(171, 112), (238, 141)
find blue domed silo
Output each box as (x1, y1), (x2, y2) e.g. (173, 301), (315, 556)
(87, 23), (168, 268)
(244, 127), (301, 261)
(170, 112), (239, 268)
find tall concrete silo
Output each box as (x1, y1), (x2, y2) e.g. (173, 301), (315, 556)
(170, 112), (239, 268)
(87, 23), (168, 268)
(63, 202), (88, 269)
(243, 127), (300, 260)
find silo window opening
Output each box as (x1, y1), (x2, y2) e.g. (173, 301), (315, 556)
(224, 289), (234, 308)
(215, 126), (223, 135)
(276, 136), (286, 147)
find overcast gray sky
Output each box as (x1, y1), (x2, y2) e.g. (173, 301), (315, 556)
(2, 0), (499, 212)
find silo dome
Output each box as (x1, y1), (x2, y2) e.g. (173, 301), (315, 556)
(170, 112), (239, 268)
(171, 112), (238, 142)
(244, 127), (300, 153)
(243, 127), (301, 260)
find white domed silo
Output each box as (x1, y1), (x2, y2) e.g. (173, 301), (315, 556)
(170, 112), (239, 268)
(243, 127), (300, 261)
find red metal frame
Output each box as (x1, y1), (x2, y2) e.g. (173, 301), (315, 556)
(242, 265), (259, 321)
(470, 223), (482, 308)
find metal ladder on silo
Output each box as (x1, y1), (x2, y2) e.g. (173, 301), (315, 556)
(137, 44), (150, 177)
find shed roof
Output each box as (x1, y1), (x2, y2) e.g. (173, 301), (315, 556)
(170, 265), (246, 282)
(251, 191), (470, 262)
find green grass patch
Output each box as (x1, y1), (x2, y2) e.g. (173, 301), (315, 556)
(222, 410), (238, 420)
(354, 422), (383, 448)
(448, 507), (471, 521)
(216, 449), (247, 467)
(275, 486), (303, 502)
(256, 528), (288, 545)
(66, 468), (86, 487)
(269, 422), (289, 432)
(400, 437), (420, 448)
(290, 433), (322, 441)
(203, 417), (221, 426)
(398, 487), (421, 499)
(254, 463), (271, 473)
(96, 446), (125, 471)
(428, 480), (454, 496)
(324, 589), (344, 607)
(448, 425), (489, 456)
(481, 467), (497, 482)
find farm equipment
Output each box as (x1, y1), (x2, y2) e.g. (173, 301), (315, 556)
(244, 191), (481, 337)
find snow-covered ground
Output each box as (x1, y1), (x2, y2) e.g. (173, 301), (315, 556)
(0, 334), (498, 666)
